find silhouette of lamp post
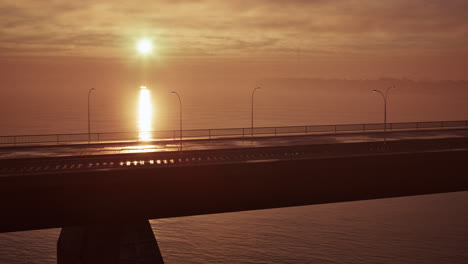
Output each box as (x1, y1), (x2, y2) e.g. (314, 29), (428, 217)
(372, 86), (395, 142)
(87, 88), (95, 143)
(171, 91), (182, 152)
(251, 87), (261, 136)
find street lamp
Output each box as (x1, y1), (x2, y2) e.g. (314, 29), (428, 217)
(87, 88), (95, 143)
(251, 87), (261, 136)
(171, 91), (182, 152)
(372, 85), (395, 142)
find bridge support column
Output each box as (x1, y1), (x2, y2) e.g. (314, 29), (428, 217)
(57, 220), (164, 264)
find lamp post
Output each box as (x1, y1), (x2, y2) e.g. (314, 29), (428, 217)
(171, 91), (182, 152)
(372, 85), (395, 142)
(87, 88), (95, 143)
(251, 87), (261, 136)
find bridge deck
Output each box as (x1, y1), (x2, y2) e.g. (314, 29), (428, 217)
(1, 129), (468, 177)
(1, 129), (468, 232)
(1, 147), (467, 233)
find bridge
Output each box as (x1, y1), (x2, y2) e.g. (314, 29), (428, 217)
(1, 121), (468, 264)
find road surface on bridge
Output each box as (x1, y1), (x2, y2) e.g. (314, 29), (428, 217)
(1, 129), (468, 160)
(1, 128), (468, 176)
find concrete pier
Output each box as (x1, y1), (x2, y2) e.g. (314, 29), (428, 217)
(57, 220), (164, 264)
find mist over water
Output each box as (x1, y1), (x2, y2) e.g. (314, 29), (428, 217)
(1, 79), (468, 135)
(0, 79), (467, 263)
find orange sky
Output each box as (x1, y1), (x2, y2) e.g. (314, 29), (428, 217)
(0, 0), (467, 79)
(1, 1), (468, 134)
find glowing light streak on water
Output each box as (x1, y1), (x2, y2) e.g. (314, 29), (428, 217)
(138, 86), (152, 141)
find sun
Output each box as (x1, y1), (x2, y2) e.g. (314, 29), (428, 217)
(137, 39), (153, 55)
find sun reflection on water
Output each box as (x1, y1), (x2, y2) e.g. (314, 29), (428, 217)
(138, 86), (152, 141)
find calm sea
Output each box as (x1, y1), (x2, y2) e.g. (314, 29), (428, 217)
(0, 86), (467, 263)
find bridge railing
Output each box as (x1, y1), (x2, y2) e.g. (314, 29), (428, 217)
(1, 120), (467, 147)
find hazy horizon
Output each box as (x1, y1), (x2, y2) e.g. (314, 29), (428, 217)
(2, 1), (468, 136)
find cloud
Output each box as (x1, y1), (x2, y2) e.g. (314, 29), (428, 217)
(0, 0), (467, 58)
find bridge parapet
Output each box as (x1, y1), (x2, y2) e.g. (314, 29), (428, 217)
(1, 120), (467, 147)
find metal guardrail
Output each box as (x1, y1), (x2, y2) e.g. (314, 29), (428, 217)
(1, 120), (467, 146)
(2, 136), (468, 175)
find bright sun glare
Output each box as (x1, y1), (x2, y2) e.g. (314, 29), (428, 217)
(138, 86), (152, 141)
(137, 39), (153, 55)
